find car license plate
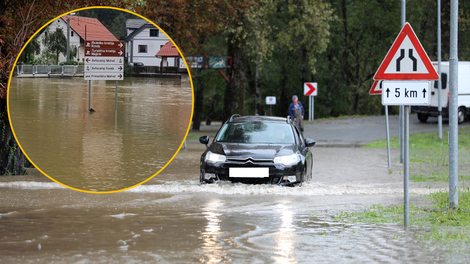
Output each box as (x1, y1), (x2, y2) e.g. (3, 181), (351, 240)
(229, 167), (269, 178)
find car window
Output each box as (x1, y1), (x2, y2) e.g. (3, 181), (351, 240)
(293, 125), (305, 147)
(216, 122), (295, 144)
(434, 73), (447, 89)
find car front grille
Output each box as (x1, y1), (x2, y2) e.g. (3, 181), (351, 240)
(226, 156), (273, 165)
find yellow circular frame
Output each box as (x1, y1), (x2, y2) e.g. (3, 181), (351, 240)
(7, 6), (194, 194)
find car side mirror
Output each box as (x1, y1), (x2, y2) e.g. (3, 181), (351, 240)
(199, 136), (210, 148)
(305, 138), (316, 147)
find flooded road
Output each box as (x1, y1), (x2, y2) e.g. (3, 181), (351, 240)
(8, 76), (192, 192)
(1, 142), (467, 263)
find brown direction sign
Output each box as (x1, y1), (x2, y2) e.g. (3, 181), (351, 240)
(84, 40), (124, 81)
(85, 41), (124, 57)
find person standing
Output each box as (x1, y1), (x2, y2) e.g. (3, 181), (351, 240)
(288, 95), (304, 131)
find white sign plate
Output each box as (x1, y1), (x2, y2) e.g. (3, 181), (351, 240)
(84, 73), (124, 81)
(381, 81), (431, 105)
(85, 64), (124, 73)
(84, 57), (124, 65)
(266, 96), (276, 105)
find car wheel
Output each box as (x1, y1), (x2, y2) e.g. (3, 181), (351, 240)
(458, 107), (466, 124)
(417, 113), (429, 123)
(200, 170), (205, 184)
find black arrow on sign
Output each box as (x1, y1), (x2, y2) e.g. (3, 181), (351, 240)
(386, 88), (390, 98)
(422, 88), (427, 98)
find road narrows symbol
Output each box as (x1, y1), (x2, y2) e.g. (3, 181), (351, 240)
(396, 49), (405, 72)
(396, 49), (418, 72)
(409, 49), (417, 71)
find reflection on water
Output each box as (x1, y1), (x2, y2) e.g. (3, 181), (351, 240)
(200, 198), (225, 263)
(274, 201), (296, 264)
(8, 77), (192, 192)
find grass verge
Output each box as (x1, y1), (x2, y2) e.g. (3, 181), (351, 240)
(335, 187), (470, 244)
(335, 126), (470, 246)
(362, 126), (470, 183)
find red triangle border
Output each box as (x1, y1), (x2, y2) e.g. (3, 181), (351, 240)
(374, 23), (439, 80)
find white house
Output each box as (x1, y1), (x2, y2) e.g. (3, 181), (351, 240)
(36, 15), (118, 64)
(124, 19), (183, 67)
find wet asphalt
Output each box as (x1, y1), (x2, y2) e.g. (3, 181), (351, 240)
(189, 114), (470, 148)
(304, 114), (470, 147)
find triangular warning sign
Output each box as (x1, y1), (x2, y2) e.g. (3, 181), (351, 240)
(374, 23), (439, 80)
(369, 80), (382, 95)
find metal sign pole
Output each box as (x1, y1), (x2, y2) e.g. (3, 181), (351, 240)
(400, 0), (406, 164)
(313, 96), (315, 121)
(437, 0), (443, 140)
(385, 106), (391, 168)
(404, 105), (410, 228)
(88, 80), (91, 111)
(115, 80), (118, 112)
(449, 0), (459, 208)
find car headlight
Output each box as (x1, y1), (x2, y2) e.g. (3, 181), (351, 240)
(273, 154), (300, 165)
(205, 151), (226, 163)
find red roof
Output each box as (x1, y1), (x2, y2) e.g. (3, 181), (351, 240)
(155, 41), (179, 57)
(62, 15), (118, 41)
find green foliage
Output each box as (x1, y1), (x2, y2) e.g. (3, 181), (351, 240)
(18, 35), (41, 64)
(43, 27), (67, 65)
(59, 60), (79, 65)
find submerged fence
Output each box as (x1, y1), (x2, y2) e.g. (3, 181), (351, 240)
(15, 65), (84, 77)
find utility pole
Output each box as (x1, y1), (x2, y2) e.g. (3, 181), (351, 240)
(66, 16), (70, 62)
(449, 0), (459, 208)
(401, 0), (408, 228)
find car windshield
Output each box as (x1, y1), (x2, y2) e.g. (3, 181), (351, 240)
(216, 122), (295, 144)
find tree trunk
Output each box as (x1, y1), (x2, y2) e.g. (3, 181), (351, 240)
(191, 70), (204, 130)
(223, 40), (247, 121)
(255, 54), (261, 115)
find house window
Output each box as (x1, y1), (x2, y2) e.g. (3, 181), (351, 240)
(71, 31), (74, 37)
(150, 29), (159, 37)
(138, 45), (148, 53)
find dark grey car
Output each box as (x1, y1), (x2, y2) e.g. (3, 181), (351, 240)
(199, 115), (315, 186)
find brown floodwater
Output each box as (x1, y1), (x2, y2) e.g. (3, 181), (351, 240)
(8, 76), (192, 192)
(1, 145), (469, 263)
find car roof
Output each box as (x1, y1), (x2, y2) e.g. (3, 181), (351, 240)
(227, 115), (292, 124)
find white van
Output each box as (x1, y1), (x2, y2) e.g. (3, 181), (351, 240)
(412, 61), (470, 124)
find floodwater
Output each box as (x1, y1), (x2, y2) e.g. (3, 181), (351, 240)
(1, 144), (468, 263)
(7, 76), (192, 192)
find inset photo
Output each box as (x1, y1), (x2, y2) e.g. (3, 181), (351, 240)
(7, 7), (193, 193)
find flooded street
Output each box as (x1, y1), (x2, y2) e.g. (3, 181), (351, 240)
(8, 76), (192, 192)
(1, 140), (467, 263)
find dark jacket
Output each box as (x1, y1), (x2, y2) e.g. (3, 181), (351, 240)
(288, 101), (304, 119)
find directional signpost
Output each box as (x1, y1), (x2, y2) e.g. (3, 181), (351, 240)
(84, 40), (124, 112)
(374, 23), (439, 228)
(304, 82), (317, 121)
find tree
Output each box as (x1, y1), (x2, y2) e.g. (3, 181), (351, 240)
(18, 35), (41, 64)
(43, 27), (67, 65)
(130, 0), (255, 129)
